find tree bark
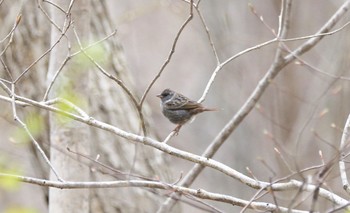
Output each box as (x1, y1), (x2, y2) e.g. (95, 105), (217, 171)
(48, 1), (91, 213)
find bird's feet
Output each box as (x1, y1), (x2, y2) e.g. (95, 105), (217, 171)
(173, 125), (182, 135)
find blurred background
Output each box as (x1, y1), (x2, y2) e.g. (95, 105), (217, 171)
(1, 0), (350, 212)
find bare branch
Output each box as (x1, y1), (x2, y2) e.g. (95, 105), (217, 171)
(38, 0), (62, 32)
(0, 13), (21, 43)
(14, 117), (64, 182)
(43, 30), (117, 101)
(284, 1), (350, 63)
(0, 173), (323, 212)
(43, 0), (66, 13)
(42, 55), (71, 101)
(186, 0), (220, 64)
(0, 93), (348, 209)
(339, 114), (350, 194)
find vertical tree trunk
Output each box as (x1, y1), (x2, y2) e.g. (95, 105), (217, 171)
(87, 1), (173, 212)
(48, 1), (91, 213)
(1, 1), (173, 212)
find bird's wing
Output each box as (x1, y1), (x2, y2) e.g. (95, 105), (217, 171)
(165, 93), (201, 110)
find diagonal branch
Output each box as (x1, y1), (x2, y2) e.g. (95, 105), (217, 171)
(188, 0), (350, 191)
(158, 0), (350, 212)
(339, 114), (350, 194)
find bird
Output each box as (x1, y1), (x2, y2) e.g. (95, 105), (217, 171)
(156, 88), (216, 133)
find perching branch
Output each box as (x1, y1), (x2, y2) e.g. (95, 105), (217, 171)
(0, 94), (348, 209)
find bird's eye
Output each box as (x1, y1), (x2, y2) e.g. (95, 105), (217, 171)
(161, 89), (173, 97)
(162, 91), (170, 96)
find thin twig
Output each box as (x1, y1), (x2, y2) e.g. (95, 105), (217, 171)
(11, 83), (17, 119)
(179, 0), (221, 104)
(183, 193), (224, 213)
(70, 30), (117, 57)
(15, 117), (65, 182)
(0, 80), (12, 96)
(139, 0), (194, 107)
(72, 27), (147, 135)
(162, 131), (176, 144)
(66, 147), (217, 213)
(0, 13), (21, 43)
(14, 15), (72, 83)
(38, 0), (62, 32)
(9, 88), (64, 181)
(43, 30), (118, 101)
(42, 55), (71, 101)
(198, 18), (350, 103)
(192, 1), (220, 64)
(198, 38), (277, 103)
(0, 14), (22, 57)
(0, 57), (14, 82)
(43, 0), (66, 13)
(66, 147), (154, 181)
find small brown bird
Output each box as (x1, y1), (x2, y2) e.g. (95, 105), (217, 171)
(157, 88), (216, 133)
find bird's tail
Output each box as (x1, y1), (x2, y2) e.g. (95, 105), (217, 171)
(202, 107), (218, 112)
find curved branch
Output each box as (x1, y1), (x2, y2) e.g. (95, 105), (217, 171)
(139, 0), (194, 107)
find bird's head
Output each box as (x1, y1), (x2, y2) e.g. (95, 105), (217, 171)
(157, 89), (175, 102)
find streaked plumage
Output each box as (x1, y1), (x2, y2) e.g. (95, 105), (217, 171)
(157, 89), (215, 133)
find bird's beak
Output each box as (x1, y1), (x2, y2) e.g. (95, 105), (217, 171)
(156, 94), (162, 98)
